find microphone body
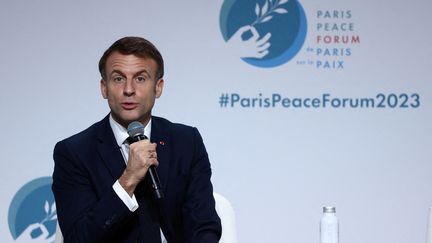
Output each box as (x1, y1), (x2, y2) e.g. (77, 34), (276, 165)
(127, 122), (164, 199)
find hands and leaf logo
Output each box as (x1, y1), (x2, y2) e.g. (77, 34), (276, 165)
(8, 177), (57, 243)
(220, 0), (307, 68)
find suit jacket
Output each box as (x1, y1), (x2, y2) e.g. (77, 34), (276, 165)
(52, 115), (221, 243)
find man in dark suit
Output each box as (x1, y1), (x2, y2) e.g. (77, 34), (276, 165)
(52, 37), (221, 243)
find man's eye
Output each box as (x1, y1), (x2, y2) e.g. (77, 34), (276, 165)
(136, 76), (146, 83)
(113, 77), (124, 82)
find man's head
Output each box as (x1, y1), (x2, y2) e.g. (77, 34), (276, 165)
(99, 36), (164, 81)
(99, 37), (164, 128)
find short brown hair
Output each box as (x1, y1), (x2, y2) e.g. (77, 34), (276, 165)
(98, 36), (164, 80)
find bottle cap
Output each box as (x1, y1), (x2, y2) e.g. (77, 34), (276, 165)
(323, 206), (336, 213)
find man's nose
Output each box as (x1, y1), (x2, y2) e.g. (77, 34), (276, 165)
(123, 79), (135, 95)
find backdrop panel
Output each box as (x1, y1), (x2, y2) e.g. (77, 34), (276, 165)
(1, 0), (431, 242)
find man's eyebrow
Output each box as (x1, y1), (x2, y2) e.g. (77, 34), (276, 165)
(110, 69), (126, 77)
(133, 69), (152, 78)
(109, 69), (152, 78)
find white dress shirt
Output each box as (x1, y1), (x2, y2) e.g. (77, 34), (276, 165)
(110, 115), (149, 212)
(109, 115), (167, 243)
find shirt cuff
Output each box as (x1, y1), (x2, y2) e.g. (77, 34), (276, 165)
(112, 180), (139, 212)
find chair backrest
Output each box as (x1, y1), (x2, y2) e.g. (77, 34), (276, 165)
(214, 192), (238, 243)
(55, 222), (63, 243)
(54, 192), (238, 243)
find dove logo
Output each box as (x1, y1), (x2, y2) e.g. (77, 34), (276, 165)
(8, 177), (57, 243)
(220, 0), (307, 68)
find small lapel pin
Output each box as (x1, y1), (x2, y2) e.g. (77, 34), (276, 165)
(159, 141), (166, 146)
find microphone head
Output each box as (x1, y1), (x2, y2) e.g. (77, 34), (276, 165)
(127, 121), (145, 137)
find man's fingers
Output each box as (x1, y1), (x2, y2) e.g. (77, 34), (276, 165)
(148, 157), (159, 166)
(149, 151), (157, 158)
(130, 141), (156, 153)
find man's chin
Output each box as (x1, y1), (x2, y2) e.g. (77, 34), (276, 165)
(115, 113), (150, 127)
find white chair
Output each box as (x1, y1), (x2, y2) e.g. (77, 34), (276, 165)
(55, 222), (63, 243)
(214, 192), (238, 243)
(55, 192), (238, 243)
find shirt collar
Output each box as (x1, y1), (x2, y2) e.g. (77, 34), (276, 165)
(109, 114), (152, 146)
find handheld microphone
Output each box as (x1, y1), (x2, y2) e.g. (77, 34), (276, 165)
(127, 121), (164, 199)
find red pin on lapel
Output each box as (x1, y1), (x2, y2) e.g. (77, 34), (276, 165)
(159, 141), (165, 146)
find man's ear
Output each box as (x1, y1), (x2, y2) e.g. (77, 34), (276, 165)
(101, 79), (108, 99)
(155, 78), (164, 98)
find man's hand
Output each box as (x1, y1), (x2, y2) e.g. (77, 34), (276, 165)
(119, 140), (158, 196)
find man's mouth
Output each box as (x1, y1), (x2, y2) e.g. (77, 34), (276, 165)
(121, 102), (138, 110)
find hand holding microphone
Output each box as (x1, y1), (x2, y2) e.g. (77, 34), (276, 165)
(118, 121), (164, 199)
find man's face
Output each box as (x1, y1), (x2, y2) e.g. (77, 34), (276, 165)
(101, 52), (164, 128)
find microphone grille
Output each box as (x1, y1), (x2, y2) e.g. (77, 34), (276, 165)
(127, 121), (145, 137)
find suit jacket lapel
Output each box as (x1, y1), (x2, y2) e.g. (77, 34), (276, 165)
(96, 115), (126, 181)
(150, 117), (171, 192)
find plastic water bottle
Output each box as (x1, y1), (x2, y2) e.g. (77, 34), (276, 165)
(320, 206), (339, 243)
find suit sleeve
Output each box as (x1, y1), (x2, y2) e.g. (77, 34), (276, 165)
(182, 128), (222, 243)
(52, 141), (134, 243)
